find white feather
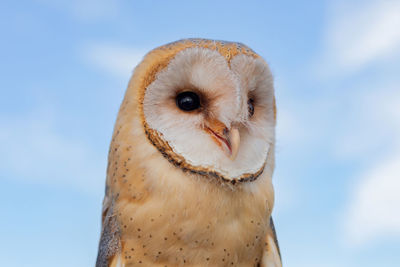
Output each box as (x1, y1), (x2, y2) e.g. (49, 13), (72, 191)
(143, 48), (275, 180)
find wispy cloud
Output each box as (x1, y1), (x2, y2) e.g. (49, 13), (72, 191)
(338, 85), (400, 246)
(316, 0), (400, 76)
(313, 0), (400, 247)
(81, 42), (147, 79)
(0, 110), (105, 194)
(37, 0), (121, 22)
(345, 152), (400, 245)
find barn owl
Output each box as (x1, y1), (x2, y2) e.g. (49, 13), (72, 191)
(96, 38), (281, 267)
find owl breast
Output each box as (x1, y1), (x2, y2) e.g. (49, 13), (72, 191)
(111, 142), (273, 267)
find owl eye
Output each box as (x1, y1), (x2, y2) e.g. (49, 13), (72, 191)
(176, 91), (201, 111)
(248, 98), (255, 117)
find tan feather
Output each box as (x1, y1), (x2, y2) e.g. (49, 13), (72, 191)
(96, 38), (280, 267)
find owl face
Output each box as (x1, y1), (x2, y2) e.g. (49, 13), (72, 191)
(141, 40), (275, 183)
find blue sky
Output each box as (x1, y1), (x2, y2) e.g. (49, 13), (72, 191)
(1, 0), (400, 266)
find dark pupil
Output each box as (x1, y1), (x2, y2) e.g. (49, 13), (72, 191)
(248, 98), (255, 117)
(176, 91), (201, 111)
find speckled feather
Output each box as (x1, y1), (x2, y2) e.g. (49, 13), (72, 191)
(96, 39), (281, 267)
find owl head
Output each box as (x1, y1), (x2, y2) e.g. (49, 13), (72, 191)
(118, 39), (275, 185)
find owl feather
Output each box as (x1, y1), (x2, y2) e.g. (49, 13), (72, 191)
(96, 39), (282, 267)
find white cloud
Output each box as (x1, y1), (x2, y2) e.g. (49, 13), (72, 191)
(37, 0), (121, 22)
(0, 111), (106, 194)
(340, 85), (400, 246)
(319, 2), (400, 244)
(318, 0), (400, 75)
(333, 85), (400, 159)
(345, 152), (400, 245)
(81, 42), (147, 79)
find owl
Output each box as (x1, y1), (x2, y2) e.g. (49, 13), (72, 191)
(96, 39), (281, 267)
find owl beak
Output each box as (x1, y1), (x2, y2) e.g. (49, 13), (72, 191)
(205, 119), (240, 160)
(229, 127), (240, 161)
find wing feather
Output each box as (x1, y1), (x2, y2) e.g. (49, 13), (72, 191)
(261, 217), (282, 267)
(95, 193), (121, 267)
